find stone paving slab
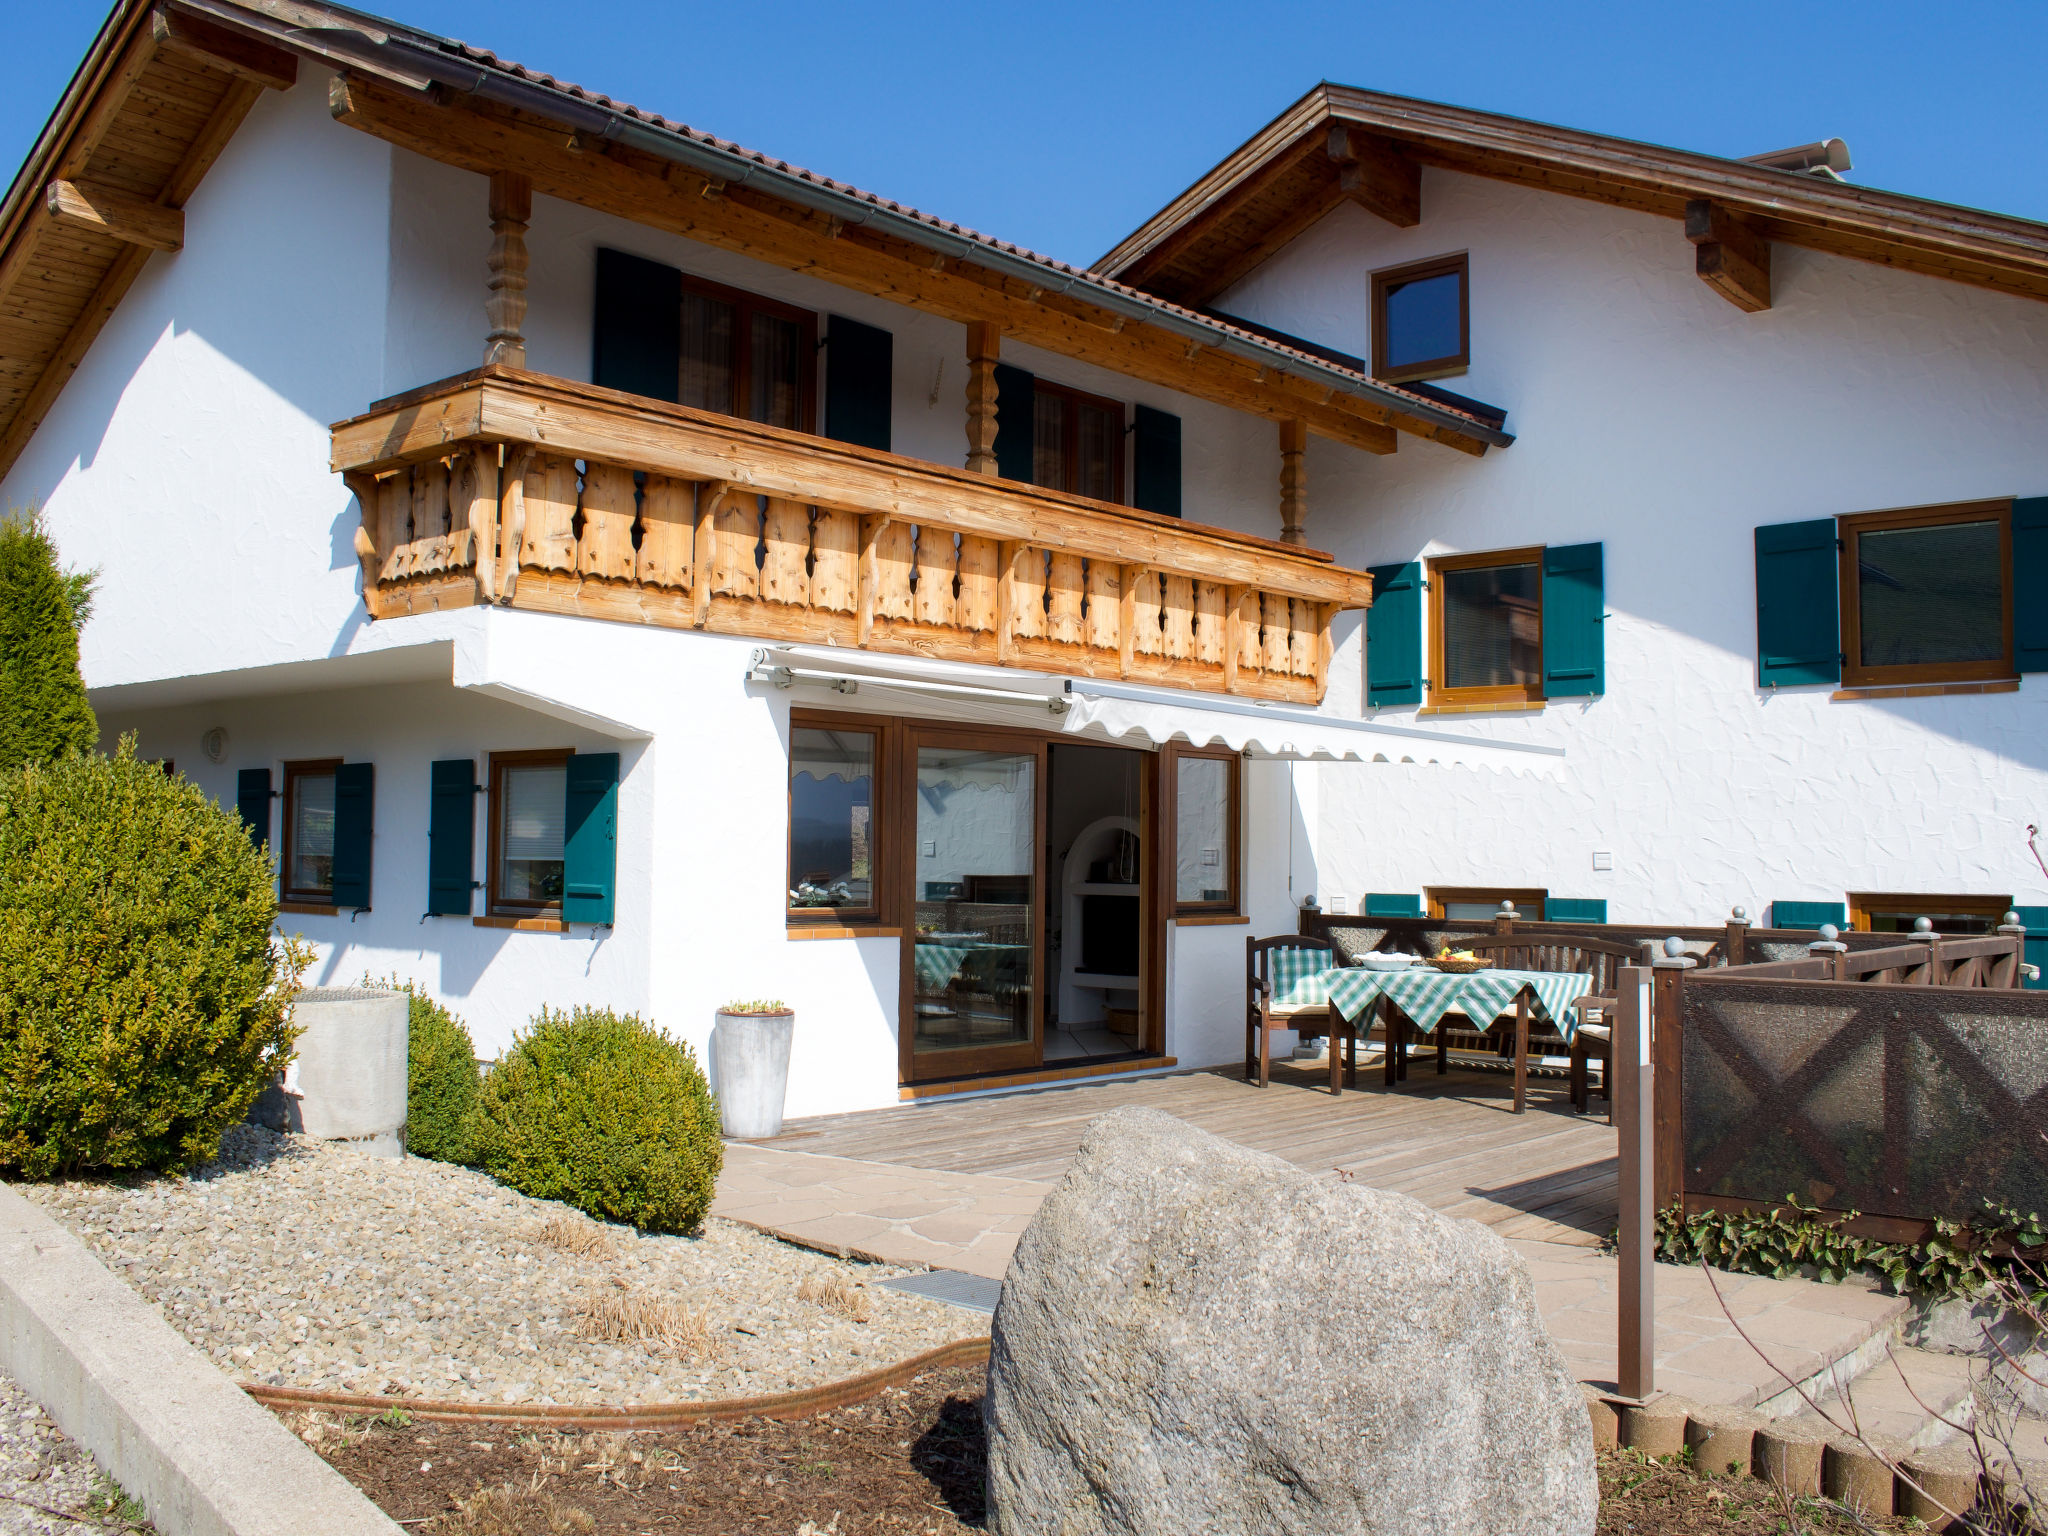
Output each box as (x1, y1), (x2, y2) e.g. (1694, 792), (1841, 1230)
(717, 1139), (1910, 1407)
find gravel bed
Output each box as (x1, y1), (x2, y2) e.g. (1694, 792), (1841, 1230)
(16, 1126), (983, 1408)
(0, 1368), (150, 1533)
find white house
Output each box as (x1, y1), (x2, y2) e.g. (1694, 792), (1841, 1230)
(4, 1), (2046, 1117)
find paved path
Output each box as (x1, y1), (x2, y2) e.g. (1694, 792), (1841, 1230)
(713, 1063), (1915, 1408)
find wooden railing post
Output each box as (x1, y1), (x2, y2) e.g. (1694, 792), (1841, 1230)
(965, 322), (1000, 475)
(1495, 899), (1517, 935)
(1808, 923), (1849, 982)
(1910, 916), (1939, 986)
(484, 171), (531, 368)
(1724, 906), (1749, 967)
(1650, 938), (1694, 1212)
(1998, 912), (2028, 989)
(1615, 963), (1655, 1402)
(1278, 418), (1308, 545)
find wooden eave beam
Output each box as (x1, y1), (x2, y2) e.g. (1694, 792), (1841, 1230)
(150, 7), (299, 93)
(324, 73), (1488, 457)
(1684, 199), (1770, 312)
(46, 179), (184, 251)
(1326, 125), (1419, 228)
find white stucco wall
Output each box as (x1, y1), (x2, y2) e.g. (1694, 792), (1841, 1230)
(1213, 169), (2048, 923)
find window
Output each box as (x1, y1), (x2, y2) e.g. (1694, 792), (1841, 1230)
(1371, 253), (1469, 383)
(489, 750), (571, 914)
(1840, 500), (2012, 689)
(678, 273), (816, 432)
(281, 759), (341, 903)
(1030, 380), (1124, 502)
(1848, 893), (2013, 936)
(789, 720), (883, 923)
(1428, 887), (1547, 923)
(1429, 546), (1544, 708)
(1166, 745), (1239, 914)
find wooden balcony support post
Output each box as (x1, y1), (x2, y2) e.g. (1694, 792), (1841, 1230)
(485, 171), (533, 367)
(1279, 418), (1308, 545)
(342, 471), (382, 600)
(965, 321), (1000, 475)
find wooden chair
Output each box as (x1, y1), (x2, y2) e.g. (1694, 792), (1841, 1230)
(1441, 935), (1638, 1114)
(1246, 935), (1353, 1093)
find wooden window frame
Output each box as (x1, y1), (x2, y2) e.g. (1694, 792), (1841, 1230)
(1427, 886), (1548, 923)
(678, 269), (818, 433)
(1370, 251), (1470, 384)
(1030, 377), (1126, 506)
(787, 710), (895, 930)
(279, 758), (343, 905)
(1161, 742), (1241, 917)
(1427, 545), (1545, 709)
(1847, 892), (2014, 933)
(487, 748), (573, 918)
(1838, 498), (2014, 690)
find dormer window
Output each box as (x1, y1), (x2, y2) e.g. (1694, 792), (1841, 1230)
(1371, 252), (1469, 383)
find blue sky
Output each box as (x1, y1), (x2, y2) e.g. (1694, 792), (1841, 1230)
(8, 1), (2047, 267)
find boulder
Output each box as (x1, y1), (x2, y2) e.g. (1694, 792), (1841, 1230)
(985, 1107), (1597, 1536)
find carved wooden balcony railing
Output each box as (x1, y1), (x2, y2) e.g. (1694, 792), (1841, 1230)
(330, 368), (1376, 705)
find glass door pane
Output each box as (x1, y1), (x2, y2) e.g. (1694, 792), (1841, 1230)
(910, 742), (1038, 1073)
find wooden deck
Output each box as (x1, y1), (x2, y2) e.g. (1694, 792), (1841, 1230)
(776, 1061), (1618, 1248)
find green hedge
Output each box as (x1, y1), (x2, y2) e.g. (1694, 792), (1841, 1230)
(478, 1006), (720, 1233)
(0, 740), (310, 1176)
(374, 978), (482, 1166)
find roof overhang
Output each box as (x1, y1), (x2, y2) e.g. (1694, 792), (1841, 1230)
(1098, 83), (2048, 312)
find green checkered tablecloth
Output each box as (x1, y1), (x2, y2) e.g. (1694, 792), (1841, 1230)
(915, 941), (1029, 993)
(914, 942), (974, 990)
(1273, 962), (1592, 1040)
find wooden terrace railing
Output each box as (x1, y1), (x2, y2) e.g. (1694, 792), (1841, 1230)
(329, 367), (1377, 706)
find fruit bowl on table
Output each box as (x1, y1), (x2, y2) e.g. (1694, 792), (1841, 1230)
(1429, 955), (1493, 974)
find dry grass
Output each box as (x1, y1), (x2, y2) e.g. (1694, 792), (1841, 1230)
(447, 1474), (594, 1534)
(529, 1213), (620, 1260)
(797, 1272), (871, 1324)
(576, 1280), (720, 1358)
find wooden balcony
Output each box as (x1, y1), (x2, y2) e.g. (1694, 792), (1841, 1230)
(329, 368), (1376, 705)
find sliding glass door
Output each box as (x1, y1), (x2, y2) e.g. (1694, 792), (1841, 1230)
(902, 729), (1045, 1081)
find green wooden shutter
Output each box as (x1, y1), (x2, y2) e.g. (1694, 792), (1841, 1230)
(2013, 497), (2048, 674)
(563, 752), (620, 926)
(824, 315), (892, 451)
(1132, 405), (1182, 518)
(1366, 562), (1423, 707)
(1364, 893), (1422, 917)
(993, 364), (1035, 483)
(592, 248), (681, 402)
(1546, 898), (1608, 923)
(330, 763), (374, 911)
(1541, 542), (1604, 698)
(2013, 905), (2048, 990)
(236, 768), (272, 848)
(1755, 520), (1840, 686)
(427, 759), (476, 917)
(1770, 900), (1845, 930)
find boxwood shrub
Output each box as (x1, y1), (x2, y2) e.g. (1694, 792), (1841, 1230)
(377, 978), (482, 1166)
(479, 1006), (721, 1233)
(0, 739), (310, 1176)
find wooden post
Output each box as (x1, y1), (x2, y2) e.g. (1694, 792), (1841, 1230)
(1808, 925), (1849, 982)
(1222, 584), (1247, 694)
(1512, 991), (1529, 1114)
(1494, 899), (1517, 936)
(341, 471), (382, 601)
(857, 515), (892, 646)
(1615, 963), (1655, 1403)
(1724, 906), (1750, 967)
(692, 481), (730, 629)
(1278, 418), (1308, 545)
(484, 171), (532, 368)
(1910, 917), (1940, 986)
(965, 322), (1000, 475)
(1649, 940), (1694, 1212)
(1998, 913), (2028, 989)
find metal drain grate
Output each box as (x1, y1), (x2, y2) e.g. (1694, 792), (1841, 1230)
(878, 1270), (1001, 1315)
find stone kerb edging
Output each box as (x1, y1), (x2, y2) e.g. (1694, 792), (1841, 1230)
(1583, 1384), (1983, 1526)
(0, 1181), (403, 1536)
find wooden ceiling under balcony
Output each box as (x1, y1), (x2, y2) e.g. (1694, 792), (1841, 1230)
(0, 4), (298, 479)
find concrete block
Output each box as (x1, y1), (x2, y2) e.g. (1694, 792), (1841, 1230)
(1755, 1422), (1825, 1498)
(1899, 1450), (1981, 1533)
(289, 986), (408, 1156)
(1684, 1405), (1761, 1479)
(1619, 1395), (1691, 1459)
(0, 1182), (402, 1536)
(1823, 1440), (1897, 1519)
(1580, 1384), (1618, 1450)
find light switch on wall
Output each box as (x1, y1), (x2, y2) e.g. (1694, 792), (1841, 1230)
(1592, 851), (1613, 870)
(921, 839), (936, 857)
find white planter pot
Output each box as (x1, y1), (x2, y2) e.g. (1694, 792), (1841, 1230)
(714, 1010), (795, 1140)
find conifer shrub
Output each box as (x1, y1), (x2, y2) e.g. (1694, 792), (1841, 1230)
(0, 739), (311, 1176)
(374, 977), (483, 1166)
(0, 510), (95, 771)
(478, 1007), (721, 1233)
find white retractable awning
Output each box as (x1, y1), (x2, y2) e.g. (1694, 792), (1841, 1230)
(748, 646), (1564, 779)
